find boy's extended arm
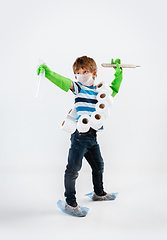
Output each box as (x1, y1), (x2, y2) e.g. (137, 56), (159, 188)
(37, 64), (73, 92)
(110, 59), (123, 97)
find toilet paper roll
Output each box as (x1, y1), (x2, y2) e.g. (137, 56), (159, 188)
(97, 90), (113, 107)
(67, 106), (77, 119)
(77, 115), (91, 133)
(96, 81), (112, 95)
(61, 115), (77, 134)
(91, 111), (104, 130)
(95, 101), (110, 119)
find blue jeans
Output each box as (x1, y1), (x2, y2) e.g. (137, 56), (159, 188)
(64, 128), (104, 205)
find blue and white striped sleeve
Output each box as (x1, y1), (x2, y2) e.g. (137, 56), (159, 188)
(70, 81), (81, 95)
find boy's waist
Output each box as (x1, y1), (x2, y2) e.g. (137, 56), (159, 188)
(74, 127), (97, 136)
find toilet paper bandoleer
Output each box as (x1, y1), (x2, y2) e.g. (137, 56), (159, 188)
(37, 56), (123, 216)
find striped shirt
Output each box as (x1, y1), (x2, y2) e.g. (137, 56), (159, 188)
(71, 81), (98, 120)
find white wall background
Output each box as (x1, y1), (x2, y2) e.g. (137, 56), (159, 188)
(0, 0), (167, 239)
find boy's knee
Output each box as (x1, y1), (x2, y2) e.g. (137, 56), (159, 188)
(65, 167), (79, 178)
(93, 167), (104, 175)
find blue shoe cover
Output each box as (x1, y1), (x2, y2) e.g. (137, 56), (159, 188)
(57, 200), (89, 217)
(85, 192), (118, 201)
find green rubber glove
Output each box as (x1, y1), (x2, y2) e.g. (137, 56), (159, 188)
(110, 58), (123, 97)
(37, 64), (71, 92)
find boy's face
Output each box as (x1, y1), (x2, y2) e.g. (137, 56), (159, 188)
(75, 67), (97, 86)
(76, 67), (90, 75)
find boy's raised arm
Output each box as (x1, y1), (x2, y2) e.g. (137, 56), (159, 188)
(110, 59), (123, 97)
(37, 64), (72, 92)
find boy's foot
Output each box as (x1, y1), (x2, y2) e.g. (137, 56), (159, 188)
(57, 200), (89, 217)
(64, 202), (84, 215)
(85, 191), (118, 201)
(92, 191), (114, 201)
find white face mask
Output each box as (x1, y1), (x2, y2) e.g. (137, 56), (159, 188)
(75, 73), (94, 86)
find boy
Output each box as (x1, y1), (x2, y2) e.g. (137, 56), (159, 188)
(37, 56), (123, 216)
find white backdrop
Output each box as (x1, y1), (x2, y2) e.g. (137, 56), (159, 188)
(0, 0), (167, 239)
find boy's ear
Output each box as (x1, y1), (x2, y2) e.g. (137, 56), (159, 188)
(93, 70), (97, 79)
